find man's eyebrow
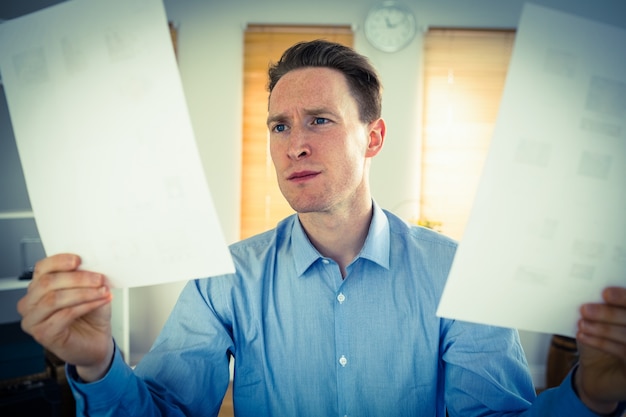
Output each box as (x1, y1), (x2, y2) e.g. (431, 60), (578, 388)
(267, 107), (336, 125)
(266, 113), (286, 127)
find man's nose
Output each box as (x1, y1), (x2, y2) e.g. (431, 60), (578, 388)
(287, 127), (311, 160)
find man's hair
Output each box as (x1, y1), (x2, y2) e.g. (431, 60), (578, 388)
(267, 39), (382, 123)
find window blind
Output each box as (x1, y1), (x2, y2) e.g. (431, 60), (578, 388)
(420, 28), (515, 239)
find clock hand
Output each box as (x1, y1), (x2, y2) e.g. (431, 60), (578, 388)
(386, 15), (406, 29)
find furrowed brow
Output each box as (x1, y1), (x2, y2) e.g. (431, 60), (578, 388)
(304, 107), (334, 117)
(266, 113), (287, 127)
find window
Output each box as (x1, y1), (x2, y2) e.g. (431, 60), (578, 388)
(241, 25), (353, 239)
(420, 28), (515, 239)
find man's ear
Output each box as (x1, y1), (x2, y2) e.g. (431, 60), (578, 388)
(365, 118), (385, 157)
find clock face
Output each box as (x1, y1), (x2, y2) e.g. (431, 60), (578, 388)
(364, 2), (417, 53)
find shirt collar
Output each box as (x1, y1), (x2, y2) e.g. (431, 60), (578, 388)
(359, 200), (390, 270)
(291, 200), (390, 277)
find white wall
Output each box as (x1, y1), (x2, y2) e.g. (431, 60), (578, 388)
(125, 0), (626, 388)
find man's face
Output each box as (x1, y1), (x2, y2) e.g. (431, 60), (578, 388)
(267, 67), (379, 215)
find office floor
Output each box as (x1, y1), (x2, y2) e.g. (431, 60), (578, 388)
(217, 383), (234, 417)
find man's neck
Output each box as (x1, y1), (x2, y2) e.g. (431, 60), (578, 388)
(298, 200), (373, 278)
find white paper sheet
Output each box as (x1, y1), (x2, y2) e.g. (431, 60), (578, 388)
(0, 0), (235, 288)
(436, 4), (626, 337)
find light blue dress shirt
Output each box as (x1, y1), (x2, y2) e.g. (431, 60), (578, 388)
(68, 202), (610, 416)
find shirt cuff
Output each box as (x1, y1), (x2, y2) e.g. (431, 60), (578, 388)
(66, 342), (134, 412)
(568, 365), (626, 417)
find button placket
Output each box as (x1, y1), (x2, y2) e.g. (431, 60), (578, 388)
(338, 355), (348, 367)
(334, 276), (350, 415)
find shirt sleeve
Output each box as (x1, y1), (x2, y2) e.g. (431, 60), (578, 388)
(442, 320), (536, 415)
(66, 278), (233, 416)
(529, 368), (626, 417)
(67, 344), (149, 416)
(442, 320), (625, 417)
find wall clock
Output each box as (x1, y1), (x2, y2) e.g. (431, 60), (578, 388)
(364, 1), (417, 53)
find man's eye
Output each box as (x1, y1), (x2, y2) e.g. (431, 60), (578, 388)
(273, 124), (286, 132)
(313, 117), (329, 125)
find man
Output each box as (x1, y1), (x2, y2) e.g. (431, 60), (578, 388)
(18, 40), (626, 416)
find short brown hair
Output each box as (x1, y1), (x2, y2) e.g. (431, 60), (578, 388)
(268, 40), (382, 123)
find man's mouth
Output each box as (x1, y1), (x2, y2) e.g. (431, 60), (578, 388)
(288, 171), (319, 181)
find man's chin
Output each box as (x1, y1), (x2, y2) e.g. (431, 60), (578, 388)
(288, 201), (326, 214)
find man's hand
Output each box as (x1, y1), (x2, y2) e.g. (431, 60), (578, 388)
(17, 253), (114, 382)
(575, 286), (626, 414)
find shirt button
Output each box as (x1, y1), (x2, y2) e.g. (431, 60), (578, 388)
(339, 355), (348, 367)
(337, 293), (346, 303)
(321, 258), (330, 264)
